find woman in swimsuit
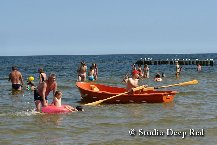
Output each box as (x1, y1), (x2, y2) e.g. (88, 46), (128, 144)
(92, 63), (98, 80)
(137, 64), (143, 78)
(38, 68), (47, 84)
(77, 61), (87, 82)
(143, 64), (150, 78)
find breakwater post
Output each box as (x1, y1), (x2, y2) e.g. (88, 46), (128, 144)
(136, 58), (214, 66)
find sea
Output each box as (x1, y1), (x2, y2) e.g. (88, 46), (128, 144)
(0, 54), (217, 145)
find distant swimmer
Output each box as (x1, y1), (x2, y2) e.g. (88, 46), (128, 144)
(175, 61), (181, 76)
(143, 64), (150, 78)
(77, 61), (87, 82)
(137, 64), (143, 78)
(132, 64), (137, 72)
(197, 63), (202, 72)
(154, 73), (162, 82)
(8, 66), (24, 91)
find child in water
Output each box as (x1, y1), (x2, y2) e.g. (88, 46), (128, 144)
(26, 76), (35, 91)
(88, 66), (95, 81)
(52, 91), (84, 112)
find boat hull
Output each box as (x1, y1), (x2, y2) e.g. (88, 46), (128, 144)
(76, 82), (177, 104)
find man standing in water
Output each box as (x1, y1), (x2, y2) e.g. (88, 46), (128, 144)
(8, 66), (24, 91)
(34, 74), (57, 112)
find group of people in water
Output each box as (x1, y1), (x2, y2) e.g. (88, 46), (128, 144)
(77, 61), (98, 82)
(8, 60), (202, 112)
(123, 63), (164, 84)
(8, 66), (83, 112)
(123, 61), (202, 93)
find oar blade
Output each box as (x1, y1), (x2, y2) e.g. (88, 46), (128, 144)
(157, 79), (199, 89)
(85, 100), (104, 106)
(179, 80), (199, 86)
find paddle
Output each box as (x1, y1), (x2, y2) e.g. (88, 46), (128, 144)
(154, 79), (198, 89)
(84, 85), (146, 106)
(142, 80), (199, 91)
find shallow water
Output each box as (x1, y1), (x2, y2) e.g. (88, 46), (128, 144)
(0, 54), (217, 144)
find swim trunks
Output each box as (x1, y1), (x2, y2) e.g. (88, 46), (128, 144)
(34, 90), (47, 101)
(12, 84), (22, 90)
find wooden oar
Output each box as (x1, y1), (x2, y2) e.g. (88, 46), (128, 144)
(84, 85), (146, 106)
(154, 79), (198, 89)
(141, 80), (199, 91)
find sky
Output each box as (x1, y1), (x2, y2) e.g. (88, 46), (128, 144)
(0, 0), (217, 56)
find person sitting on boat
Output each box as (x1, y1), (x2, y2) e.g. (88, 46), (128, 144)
(88, 66), (95, 81)
(126, 70), (140, 93)
(154, 73), (162, 82)
(77, 61), (87, 82)
(52, 91), (84, 112)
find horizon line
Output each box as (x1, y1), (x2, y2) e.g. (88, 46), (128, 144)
(0, 52), (216, 57)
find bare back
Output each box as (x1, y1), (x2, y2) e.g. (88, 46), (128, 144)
(39, 72), (47, 83)
(53, 97), (61, 107)
(37, 80), (57, 97)
(9, 70), (23, 84)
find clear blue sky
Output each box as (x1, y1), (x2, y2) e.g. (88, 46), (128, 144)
(1, 0), (217, 56)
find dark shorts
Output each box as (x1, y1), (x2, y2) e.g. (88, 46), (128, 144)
(12, 84), (22, 90)
(34, 90), (47, 101)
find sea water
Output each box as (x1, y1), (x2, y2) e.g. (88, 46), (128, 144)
(0, 54), (217, 144)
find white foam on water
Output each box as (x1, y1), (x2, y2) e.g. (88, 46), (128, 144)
(13, 109), (44, 116)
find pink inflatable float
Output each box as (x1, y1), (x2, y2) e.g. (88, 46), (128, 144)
(41, 105), (71, 114)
